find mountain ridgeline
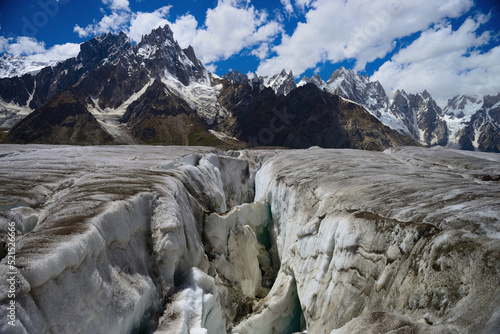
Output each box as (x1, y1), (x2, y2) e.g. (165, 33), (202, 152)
(0, 25), (499, 151)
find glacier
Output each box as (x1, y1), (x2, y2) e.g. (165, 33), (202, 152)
(0, 145), (499, 334)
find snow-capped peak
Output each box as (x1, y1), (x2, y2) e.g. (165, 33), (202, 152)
(324, 67), (389, 117)
(222, 70), (249, 84)
(251, 69), (297, 96)
(261, 69), (297, 96)
(0, 54), (59, 78)
(298, 74), (325, 89)
(444, 94), (483, 119)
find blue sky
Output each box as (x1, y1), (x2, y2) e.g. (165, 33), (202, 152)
(1, 0), (499, 106)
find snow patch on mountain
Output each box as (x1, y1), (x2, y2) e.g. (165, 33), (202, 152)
(161, 71), (225, 125)
(0, 99), (32, 128)
(442, 95), (484, 144)
(260, 69), (297, 96)
(300, 67), (410, 136)
(0, 54), (58, 79)
(298, 74), (326, 90)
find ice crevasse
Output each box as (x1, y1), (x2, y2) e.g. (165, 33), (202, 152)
(0, 145), (499, 334)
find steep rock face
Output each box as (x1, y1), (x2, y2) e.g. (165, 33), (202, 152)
(227, 69), (297, 97)
(390, 89), (419, 137)
(4, 25), (225, 146)
(134, 25), (207, 86)
(456, 110), (500, 152)
(300, 67), (409, 135)
(217, 82), (416, 150)
(0, 25), (209, 129)
(122, 79), (225, 146)
(261, 69), (297, 97)
(1, 21), (499, 153)
(390, 90), (448, 146)
(297, 68), (500, 152)
(325, 67), (389, 118)
(76, 25), (208, 111)
(444, 94), (483, 119)
(418, 90), (448, 146)
(7, 89), (114, 144)
(0, 74), (35, 128)
(452, 93), (500, 152)
(223, 70), (249, 84)
(0, 32), (131, 129)
(30, 32), (129, 109)
(336, 95), (417, 150)
(0, 74), (34, 106)
(298, 74), (325, 89)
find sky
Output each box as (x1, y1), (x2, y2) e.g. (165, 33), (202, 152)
(0, 0), (499, 107)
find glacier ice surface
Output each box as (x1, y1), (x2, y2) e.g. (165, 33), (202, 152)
(0, 145), (499, 334)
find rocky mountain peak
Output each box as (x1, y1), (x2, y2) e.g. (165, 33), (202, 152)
(223, 70), (249, 84)
(483, 93), (500, 109)
(182, 45), (200, 67)
(139, 24), (175, 47)
(391, 89), (408, 107)
(78, 31), (130, 64)
(421, 89), (432, 100)
(389, 89), (447, 146)
(298, 74), (325, 89)
(327, 66), (355, 83)
(1, 22), (499, 152)
(444, 94), (483, 118)
(310, 74), (324, 84)
(393, 89), (407, 97)
(132, 24), (207, 86)
(324, 67), (389, 118)
(419, 91), (442, 115)
(257, 68), (297, 96)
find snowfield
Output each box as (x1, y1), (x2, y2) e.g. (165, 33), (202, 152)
(0, 145), (499, 334)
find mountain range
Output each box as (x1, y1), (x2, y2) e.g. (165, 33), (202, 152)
(0, 25), (498, 152)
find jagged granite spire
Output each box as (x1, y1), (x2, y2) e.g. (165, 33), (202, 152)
(223, 70), (249, 84)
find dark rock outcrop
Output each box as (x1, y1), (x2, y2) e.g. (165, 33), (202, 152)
(122, 79), (225, 146)
(8, 88), (114, 145)
(217, 82), (416, 150)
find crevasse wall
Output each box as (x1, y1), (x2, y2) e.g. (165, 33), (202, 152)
(0, 147), (278, 334)
(247, 147), (500, 334)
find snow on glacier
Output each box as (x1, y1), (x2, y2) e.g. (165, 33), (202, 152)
(0, 145), (499, 334)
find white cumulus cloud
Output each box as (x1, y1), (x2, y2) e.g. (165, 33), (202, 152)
(0, 36), (46, 55)
(74, 0), (131, 38)
(30, 42), (81, 63)
(372, 14), (500, 107)
(128, 6), (171, 43)
(102, 0), (130, 12)
(257, 0), (474, 76)
(74, 11), (131, 38)
(171, 0), (282, 66)
(0, 36), (80, 65)
(281, 0), (294, 15)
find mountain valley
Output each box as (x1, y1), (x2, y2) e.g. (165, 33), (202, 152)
(1, 25), (498, 152)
